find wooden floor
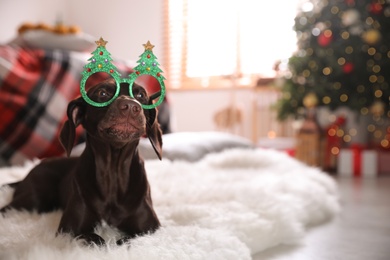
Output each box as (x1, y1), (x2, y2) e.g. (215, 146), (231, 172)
(253, 175), (390, 260)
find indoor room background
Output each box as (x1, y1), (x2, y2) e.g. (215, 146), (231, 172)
(1, 1), (390, 257)
(0, 0), (298, 143)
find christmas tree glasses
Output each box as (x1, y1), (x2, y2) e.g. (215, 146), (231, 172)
(80, 38), (166, 109)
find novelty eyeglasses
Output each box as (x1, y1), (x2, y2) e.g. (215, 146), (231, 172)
(80, 38), (166, 109)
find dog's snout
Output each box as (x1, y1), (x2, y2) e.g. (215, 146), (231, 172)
(117, 99), (141, 117)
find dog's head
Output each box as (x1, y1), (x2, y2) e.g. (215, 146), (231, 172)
(59, 79), (162, 159)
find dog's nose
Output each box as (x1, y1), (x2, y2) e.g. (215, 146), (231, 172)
(117, 99), (141, 117)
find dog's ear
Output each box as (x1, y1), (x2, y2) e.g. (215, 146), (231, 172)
(146, 106), (163, 160)
(59, 97), (85, 157)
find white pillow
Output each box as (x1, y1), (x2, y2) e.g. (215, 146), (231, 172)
(17, 30), (95, 52)
(70, 132), (255, 162)
(139, 131), (255, 162)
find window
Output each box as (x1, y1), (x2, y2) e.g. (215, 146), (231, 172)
(164, 0), (300, 89)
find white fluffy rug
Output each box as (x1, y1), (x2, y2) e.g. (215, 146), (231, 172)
(0, 148), (340, 260)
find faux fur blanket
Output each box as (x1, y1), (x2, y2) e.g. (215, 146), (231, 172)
(0, 148), (340, 260)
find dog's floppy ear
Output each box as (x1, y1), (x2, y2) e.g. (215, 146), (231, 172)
(146, 105), (163, 160)
(59, 97), (85, 157)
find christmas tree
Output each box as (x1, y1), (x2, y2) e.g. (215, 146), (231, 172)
(276, 0), (389, 120)
(128, 41), (166, 108)
(80, 37), (122, 107)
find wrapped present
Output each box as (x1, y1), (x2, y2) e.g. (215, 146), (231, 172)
(378, 150), (390, 175)
(337, 145), (378, 177)
(324, 116), (346, 171)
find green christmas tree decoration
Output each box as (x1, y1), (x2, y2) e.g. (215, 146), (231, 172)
(80, 37), (122, 107)
(127, 41), (166, 109)
(276, 0), (390, 121)
(80, 39), (166, 109)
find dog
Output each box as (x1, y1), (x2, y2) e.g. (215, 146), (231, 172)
(0, 79), (163, 246)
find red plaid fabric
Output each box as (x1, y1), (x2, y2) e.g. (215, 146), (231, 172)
(0, 45), (86, 165)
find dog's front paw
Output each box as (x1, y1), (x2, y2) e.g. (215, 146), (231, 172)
(77, 233), (105, 247)
(116, 236), (134, 246)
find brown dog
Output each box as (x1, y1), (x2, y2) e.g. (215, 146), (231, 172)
(0, 79), (162, 246)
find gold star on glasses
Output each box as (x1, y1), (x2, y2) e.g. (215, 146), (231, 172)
(143, 41), (155, 51)
(95, 37), (108, 47)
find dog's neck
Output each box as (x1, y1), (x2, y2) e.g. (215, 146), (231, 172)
(81, 135), (142, 197)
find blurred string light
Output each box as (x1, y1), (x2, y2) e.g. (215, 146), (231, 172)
(301, 1), (314, 12)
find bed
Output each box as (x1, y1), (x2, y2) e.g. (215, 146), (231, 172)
(0, 147), (340, 259)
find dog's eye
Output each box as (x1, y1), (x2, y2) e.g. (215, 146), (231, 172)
(98, 89), (108, 97)
(135, 93), (144, 99)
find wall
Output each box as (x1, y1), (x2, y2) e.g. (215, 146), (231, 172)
(168, 88), (255, 139)
(0, 0), (67, 43)
(0, 0), (163, 58)
(168, 88), (295, 142)
(65, 0), (164, 58)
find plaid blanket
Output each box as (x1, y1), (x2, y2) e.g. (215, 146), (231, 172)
(0, 44), (168, 166)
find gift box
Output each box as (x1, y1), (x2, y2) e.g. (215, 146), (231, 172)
(337, 146), (378, 177)
(378, 150), (390, 175)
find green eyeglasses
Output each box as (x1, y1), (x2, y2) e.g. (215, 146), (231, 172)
(80, 38), (166, 109)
